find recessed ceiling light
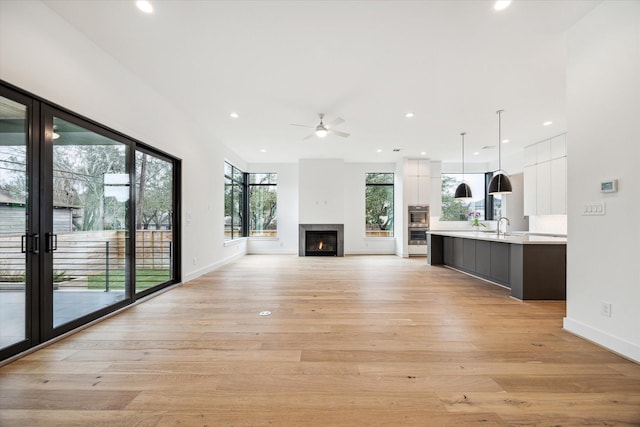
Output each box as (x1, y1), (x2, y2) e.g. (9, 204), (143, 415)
(260, 149), (267, 153)
(502, 139), (509, 143)
(136, 0), (153, 14)
(473, 151), (480, 155)
(420, 152), (427, 155)
(543, 121), (553, 126)
(52, 132), (60, 140)
(405, 112), (415, 118)
(230, 112), (239, 119)
(376, 149), (382, 153)
(494, 0), (512, 11)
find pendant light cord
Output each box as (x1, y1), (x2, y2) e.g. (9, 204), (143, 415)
(461, 132), (466, 178)
(497, 110), (504, 172)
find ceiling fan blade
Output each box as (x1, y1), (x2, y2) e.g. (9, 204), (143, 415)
(327, 117), (345, 128)
(290, 123), (314, 128)
(303, 132), (316, 140)
(329, 129), (350, 138)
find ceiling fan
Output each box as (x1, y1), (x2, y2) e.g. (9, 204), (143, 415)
(290, 113), (350, 140)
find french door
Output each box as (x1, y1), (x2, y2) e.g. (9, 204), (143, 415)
(1, 82), (180, 361)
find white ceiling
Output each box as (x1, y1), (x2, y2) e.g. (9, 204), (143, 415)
(44, 0), (599, 164)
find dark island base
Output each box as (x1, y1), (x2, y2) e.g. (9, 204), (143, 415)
(428, 234), (566, 300)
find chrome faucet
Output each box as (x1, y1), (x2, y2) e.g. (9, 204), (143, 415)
(497, 217), (511, 237)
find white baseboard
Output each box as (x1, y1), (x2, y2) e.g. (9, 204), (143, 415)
(183, 251), (245, 282)
(563, 317), (640, 364)
(247, 249), (297, 255)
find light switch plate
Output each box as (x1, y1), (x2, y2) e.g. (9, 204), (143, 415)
(582, 201), (606, 216)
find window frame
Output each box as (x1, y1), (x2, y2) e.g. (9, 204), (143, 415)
(224, 161), (247, 240)
(248, 173), (277, 237)
(365, 172), (394, 238)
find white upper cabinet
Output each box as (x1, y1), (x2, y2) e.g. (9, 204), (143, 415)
(536, 139), (551, 163)
(405, 159), (430, 206)
(524, 145), (537, 167)
(523, 133), (567, 216)
(524, 164), (537, 216)
(550, 157), (567, 214)
(550, 134), (567, 159)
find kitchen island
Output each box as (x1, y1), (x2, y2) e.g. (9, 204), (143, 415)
(427, 231), (567, 300)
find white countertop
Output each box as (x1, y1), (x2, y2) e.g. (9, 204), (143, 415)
(427, 230), (567, 245)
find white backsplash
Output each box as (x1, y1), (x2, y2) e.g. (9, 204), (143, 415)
(528, 215), (567, 235)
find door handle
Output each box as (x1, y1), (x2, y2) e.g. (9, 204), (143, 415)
(21, 234), (40, 254)
(32, 233), (39, 254)
(45, 233), (58, 252)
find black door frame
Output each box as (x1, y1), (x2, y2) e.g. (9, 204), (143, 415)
(0, 80), (182, 362)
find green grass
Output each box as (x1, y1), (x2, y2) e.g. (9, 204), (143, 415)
(87, 269), (171, 291)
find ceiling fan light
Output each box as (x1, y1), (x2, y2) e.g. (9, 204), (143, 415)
(454, 182), (473, 199)
(488, 172), (513, 194)
(315, 128), (328, 138)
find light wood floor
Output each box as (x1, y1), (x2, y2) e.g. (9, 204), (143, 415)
(1, 255), (639, 426)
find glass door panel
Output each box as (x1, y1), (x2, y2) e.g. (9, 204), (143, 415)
(50, 116), (130, 328)
(135, 151), (173, 293)
(0, 95), (30, 350)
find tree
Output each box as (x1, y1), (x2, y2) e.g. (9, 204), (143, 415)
(440, 175), (469, 221)
(249, 174), (277, 234)
(365, 173), (394, 231)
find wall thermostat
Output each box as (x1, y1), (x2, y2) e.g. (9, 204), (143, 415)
(600, 179), (618, 193)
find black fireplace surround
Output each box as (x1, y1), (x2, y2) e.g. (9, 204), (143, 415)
(299, 224), (344, 257)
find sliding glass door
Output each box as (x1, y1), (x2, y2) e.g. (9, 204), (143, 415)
(0, 90), (36, 356)
(44, 111), (132, 332)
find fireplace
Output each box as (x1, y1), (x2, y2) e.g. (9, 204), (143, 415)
(299, 224), (344, 257)
(305, 230), (338, 256)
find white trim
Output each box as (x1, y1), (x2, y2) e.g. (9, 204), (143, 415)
(183, 251), (245, 282)
(223, 237), (247, 247)
(563, 317), (640, 364)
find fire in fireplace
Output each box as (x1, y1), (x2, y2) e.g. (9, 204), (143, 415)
(305, 230), (338, 256)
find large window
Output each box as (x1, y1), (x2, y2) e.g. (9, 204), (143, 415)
(365, 173), (394, 237)
(135, 150), (174, 293)
(249, 173), (277, 237)
(224, 162), (245, 240)
(441, 173), (501, 221)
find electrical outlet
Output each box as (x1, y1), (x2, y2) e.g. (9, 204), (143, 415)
(192, 257), (198, 266)
(600, 301), (612, 317)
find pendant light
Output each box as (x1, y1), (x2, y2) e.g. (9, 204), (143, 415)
(488, 109), (513, 194)
(454, 132), (472, 199)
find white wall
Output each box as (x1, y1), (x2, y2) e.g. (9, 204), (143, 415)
(0, 0), (242, 283)
(564, 1), (640, 363)
(246, 162), (299, 254)
(298, 159), (345, 224)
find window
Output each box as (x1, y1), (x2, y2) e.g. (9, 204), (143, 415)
(249, 173), (277, 237)
(441, 173), (502, 221)
(135, 149), (175, 293)
(365, 173), (394, 237)
(224, 162), (245, 240)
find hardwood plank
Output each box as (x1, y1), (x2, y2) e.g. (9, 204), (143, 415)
(1, 254), (639, 426)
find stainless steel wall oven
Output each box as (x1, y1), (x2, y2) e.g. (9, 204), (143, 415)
(408, 205), (429, 245)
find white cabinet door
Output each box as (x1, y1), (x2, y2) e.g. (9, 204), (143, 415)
(406, 159), (419, 177)
(524, 145), (537, 167)
(524, 164), (537, 216)
(405, 176), (418, 205)
(550, 157), (567, 214)
(537, 139), (551, 163)
(417, 159), (430, 176)
(417, 175), (430, 205)
(536, 161), (551, 215)
(551, 134), (567, 160)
